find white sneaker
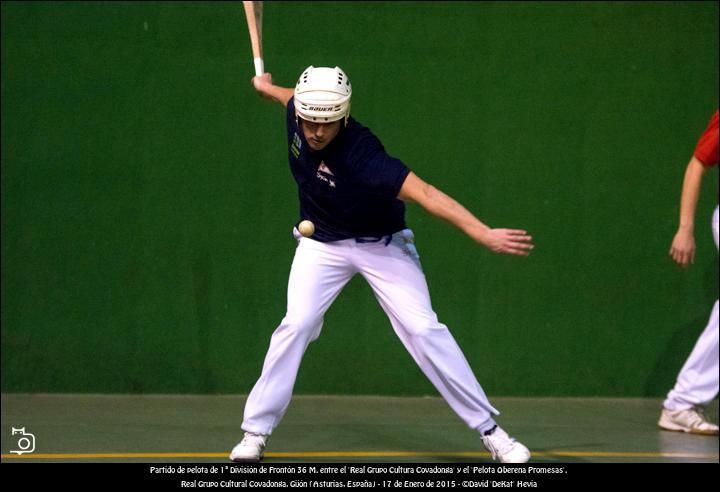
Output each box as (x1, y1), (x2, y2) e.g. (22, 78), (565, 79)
(658, 407), (719, 436)
(229, 432), (268, 462)
(481, 426), (531, 463)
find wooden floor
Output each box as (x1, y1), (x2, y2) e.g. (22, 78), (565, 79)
(1, 394), (717, 463)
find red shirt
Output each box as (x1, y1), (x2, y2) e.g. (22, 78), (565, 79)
(694, 110), (719, 167)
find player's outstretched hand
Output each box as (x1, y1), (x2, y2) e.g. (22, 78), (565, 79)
(481, 228), (534, 256)
(669, 228), (696, 267)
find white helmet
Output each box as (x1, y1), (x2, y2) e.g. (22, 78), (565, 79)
(294, 66), (352, 125)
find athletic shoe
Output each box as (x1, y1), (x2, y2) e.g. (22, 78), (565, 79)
(481, 425), (531, 463)
(229, 432), (268, 462)
(658, 407), (719, 436)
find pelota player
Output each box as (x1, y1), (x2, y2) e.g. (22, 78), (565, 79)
(230, 66), (535, 463)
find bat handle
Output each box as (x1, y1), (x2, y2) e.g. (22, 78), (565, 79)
(254, 57), (264, 77)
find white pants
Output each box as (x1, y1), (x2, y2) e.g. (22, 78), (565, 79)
(242, 229), (499, 436)
(664, 206), (719, 411)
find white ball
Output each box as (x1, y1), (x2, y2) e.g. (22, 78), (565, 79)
(298, 220), (315, 237)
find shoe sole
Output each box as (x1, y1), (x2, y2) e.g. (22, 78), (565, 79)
(657, 422), (719, 436)
(229, 452), (264, 463)
(500, 452), (531, 463)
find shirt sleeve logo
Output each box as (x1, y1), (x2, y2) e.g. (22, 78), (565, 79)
(291, 132), (302, 158)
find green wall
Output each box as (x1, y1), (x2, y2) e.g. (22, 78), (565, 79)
(2, 1), (718, 397)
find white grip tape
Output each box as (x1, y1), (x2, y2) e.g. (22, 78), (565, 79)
(254, 57), (264, 77)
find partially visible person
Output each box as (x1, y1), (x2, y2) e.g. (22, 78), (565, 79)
(659, 110), (719, 436)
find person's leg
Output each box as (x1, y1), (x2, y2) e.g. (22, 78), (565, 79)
(355, 231), (498, 430)
(664, 301), (719, 412)
(242, 237), (356, 436)
(355, 230), (529, 462)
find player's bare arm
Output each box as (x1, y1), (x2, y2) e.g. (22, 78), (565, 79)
(251, 73), (294, 107)
(669, 156), (707, 267)
(398, 172), (534, 256)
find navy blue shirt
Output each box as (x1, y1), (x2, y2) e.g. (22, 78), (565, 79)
(286, 97), (411, 242)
